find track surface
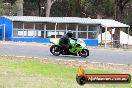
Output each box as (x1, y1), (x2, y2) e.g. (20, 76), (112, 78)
(0, 43), (132, 65)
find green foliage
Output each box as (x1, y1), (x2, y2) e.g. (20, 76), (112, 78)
(0, 0), (5, 16)
(127, 12), (132, 26)
(0, 0), (17, 16)
(3, 3), (17, 16)
(81, 0), (114, 18)
(51, 0), (69, 17)
(102, 0), (114, 17)
(69, 0), (81, 17)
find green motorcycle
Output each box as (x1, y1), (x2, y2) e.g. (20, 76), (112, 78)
(50, 39), (89, 57)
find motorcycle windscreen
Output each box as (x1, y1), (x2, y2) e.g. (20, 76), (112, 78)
(50, 38), (59, 44)
(77, 39), (86, 47)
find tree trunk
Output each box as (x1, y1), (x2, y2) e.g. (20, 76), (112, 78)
(113, 0), (120, 48)
(97, 14), (102, 19)
(113, 28), (120, 48)
(46, 0), (56, 17)
(113, 0), (129, 48)
(16, 0), (23, 16)
(37, 0), (41, 16)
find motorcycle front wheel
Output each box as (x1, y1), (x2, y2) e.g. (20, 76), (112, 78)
(79, 49), (89, 57)
(50, 45), (61, 56)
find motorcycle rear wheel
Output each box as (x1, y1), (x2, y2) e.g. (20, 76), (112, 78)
(50, 45), (61, 56)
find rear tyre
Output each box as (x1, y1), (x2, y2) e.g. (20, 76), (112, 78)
(50, 45), (61, 56)
(79, 49), (89, 57)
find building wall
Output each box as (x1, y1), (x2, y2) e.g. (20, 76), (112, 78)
(0, 17), (99, 46)
(84, 39), (98, 46)
(11, 38), (50, 43)
(0, 17), (13, 41)
(0, 17), (5, 40)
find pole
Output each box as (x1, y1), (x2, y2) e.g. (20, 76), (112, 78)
(33, 23), (35, 38)
(87, 25), (89, 39)
(105, 27), (107, 48)
(101, 28), (102, 46)
(111, 29), (113, 48)
(76, 24), (78, 38)
(66, 24), (68, 33)
(23, 23), (24, 37)
(55, 23), (57, 39)
(44, 24), (46, 38)
(127, 27), (130, 47)
(110, 29), (112, 48)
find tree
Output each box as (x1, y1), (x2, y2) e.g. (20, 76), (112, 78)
(0, 0), (5, 16)
(34, 0), (46, 16)
(51, 0), (69, 16)
(113, 0), (130, 48)
(4, 0), (16, 5)
(16, 0), (23, 16)
(28, 0), (57, 17)
(46, 0), (56, 17)
(3, 2), (17, 16)
(69, 0), (81, 17)
(23, 0), (45, 16)
(125, 0), (132, 36)
(114, 0), (130, 21)
(0, 0), (16, 16)
(80, 0), (114, 18)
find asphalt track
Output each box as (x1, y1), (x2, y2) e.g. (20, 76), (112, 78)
(0, 43), (132, 65)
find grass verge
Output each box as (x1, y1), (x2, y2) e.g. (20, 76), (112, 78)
(0, 56), (131, 88)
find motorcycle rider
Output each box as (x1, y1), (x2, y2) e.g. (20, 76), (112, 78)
(59, 30), (75, 54)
